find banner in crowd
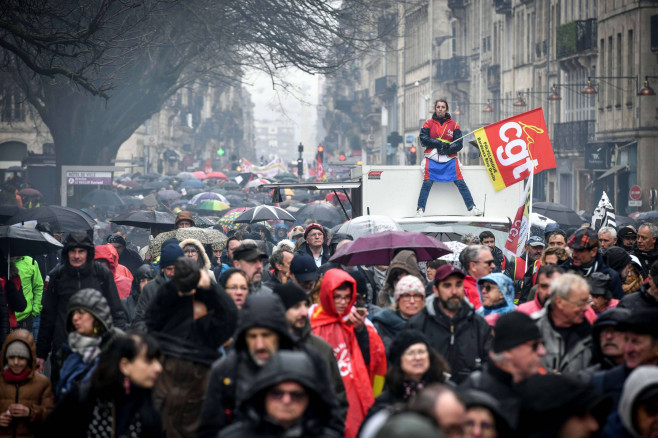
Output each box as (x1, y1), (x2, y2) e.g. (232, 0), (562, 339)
(474, 108), (556, 191)
(240, 157), (287, 178)
(505, 177), (533, 256)
(316, 155), (327, 182)
(591, 191), (616, 230)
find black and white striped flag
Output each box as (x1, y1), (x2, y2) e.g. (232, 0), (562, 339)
(591, 191), (616, 230)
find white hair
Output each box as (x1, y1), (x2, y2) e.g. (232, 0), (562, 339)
(598, 226), (617, 240)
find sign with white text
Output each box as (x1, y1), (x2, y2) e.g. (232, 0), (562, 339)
(66, 171), (112, 186)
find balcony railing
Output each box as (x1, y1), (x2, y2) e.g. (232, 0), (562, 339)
(436, 56), (469, 82)
(374, 76), (396, 97)
(493, 0), (511, 14)
(556, 19), (597, 59)
(552, 120), (595, 153)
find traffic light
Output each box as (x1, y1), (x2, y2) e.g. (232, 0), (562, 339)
(339, 154), (346, 161)
(298, 142), (304, 153)
(297, 157), (303, 177)
(409, 146), (417, 165)
(216, 148), (225, 156)
(317, 145), (324, 161)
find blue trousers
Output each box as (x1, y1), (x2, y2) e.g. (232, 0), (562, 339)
(417, 179), (475, 211)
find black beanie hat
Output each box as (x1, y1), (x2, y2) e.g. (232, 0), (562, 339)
(388, 329), (431, 365)
(348, 270), (368, 300)
(173, 257), (201, 293)
(603, 246), (631, 273)
(273, 282), (308, 310)
(493, 312), (542, 353)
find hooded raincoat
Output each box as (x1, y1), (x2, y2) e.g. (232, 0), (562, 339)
(310, 268), (386, 438)
(376, 251), (425, 308)
(618, 365), (658, 438)
(476, 273), (517, 326)
(94, 244), (133, 299)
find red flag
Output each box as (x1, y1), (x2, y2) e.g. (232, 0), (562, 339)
(505, 177), (533, 256)
(475, 108), (556, 191)
(316, 155), (326, 182)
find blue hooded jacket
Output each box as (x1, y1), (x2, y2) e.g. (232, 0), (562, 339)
(476, 273), (516, 318)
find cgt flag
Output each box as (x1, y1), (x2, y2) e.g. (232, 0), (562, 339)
(475, 108), (556, 191)
(505, 177), (533, 257)
(316, 154), (327, 182)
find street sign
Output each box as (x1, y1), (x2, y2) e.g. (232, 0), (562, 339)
(630, 185), (642, 200)
(66, 171), (112, 186)
(629, 200), (642, 207)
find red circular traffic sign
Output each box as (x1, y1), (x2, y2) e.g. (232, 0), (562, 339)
(630, 185), (642, 200)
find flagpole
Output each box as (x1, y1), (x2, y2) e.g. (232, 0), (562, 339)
(525, 173), (534, 273)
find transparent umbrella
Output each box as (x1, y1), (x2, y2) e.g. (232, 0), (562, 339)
(336, 215), (403, 239)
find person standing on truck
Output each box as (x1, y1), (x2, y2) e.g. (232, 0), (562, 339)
(415, 99), (482, 217)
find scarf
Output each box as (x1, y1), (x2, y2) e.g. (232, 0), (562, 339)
(402, 379), (425, 400)
(68, 332), (102, 364)
(3, 368), (30, 383)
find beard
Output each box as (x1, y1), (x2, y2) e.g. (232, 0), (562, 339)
(441, 296), (462, 311)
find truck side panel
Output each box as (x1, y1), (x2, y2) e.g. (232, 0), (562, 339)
(357, 165), (525, 219)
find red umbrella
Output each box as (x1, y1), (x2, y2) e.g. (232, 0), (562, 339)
(325, 192), (348, 202)
(206, 171), (227, 179)
(329, 230), (452, 266)
(18, 188), (42, 197)
(193, 171), (207, 179)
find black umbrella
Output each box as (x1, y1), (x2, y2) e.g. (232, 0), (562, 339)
(295, 202), (344, 226)
(0, 225), (62, 258)
(110, 210), (176, 230)
(81, 189), (124, 207)
(635, 211), (658, 222)
(532, 202), (584, 228)
(234, 206), (296, 223)
(0, 205), (23, 224)
(222, 182), (241, 190)
(6, 205), (96, 232)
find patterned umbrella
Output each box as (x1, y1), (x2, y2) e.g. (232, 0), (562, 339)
(217, 210), (246, 231)
(193, 171), (207, 179)
(148, 227), (227, 258)
(234, 205), (296, 223)
(197, 200), (230, 212)
(190, 192), (229, 205)
(439, 241), (467, 268)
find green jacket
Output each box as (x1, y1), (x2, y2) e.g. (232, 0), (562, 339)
(12, 256), (44, 320)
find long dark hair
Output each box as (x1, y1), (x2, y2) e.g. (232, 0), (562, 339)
(385, 347), (450, 398)
(91, 333), (160, 399)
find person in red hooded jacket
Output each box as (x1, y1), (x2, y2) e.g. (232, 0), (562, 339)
(310, 268), (386, 438)
(94, 244), (133, 299)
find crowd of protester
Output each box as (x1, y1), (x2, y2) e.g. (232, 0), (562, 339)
(1, 207), (658, 438)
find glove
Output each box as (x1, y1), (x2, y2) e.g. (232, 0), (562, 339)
(447, 139), (463, 155)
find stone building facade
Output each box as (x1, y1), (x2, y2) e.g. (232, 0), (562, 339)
(320, 0), (658, 213)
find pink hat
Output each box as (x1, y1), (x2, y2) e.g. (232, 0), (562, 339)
(394, 275), (426, 302)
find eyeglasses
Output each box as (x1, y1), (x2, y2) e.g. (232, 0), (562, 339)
(464, 419), (494, 432)
(399, 293), (425, 302)
(226, 285), (249, 292)
(530, 339), (544, 352)
(268, 388), (308, 403)
(481, 284), (498, 292)
(477, 259), (496, 266)
(184, 249), (198, 255)
(333, 294), (351, 302)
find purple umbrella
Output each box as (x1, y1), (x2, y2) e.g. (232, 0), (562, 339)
(190, 192), (228, 205)
(329, 230), (452, 266)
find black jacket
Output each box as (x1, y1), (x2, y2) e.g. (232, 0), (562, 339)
(617, 283), (658, 310)
(36, 231), (126, 359)
(145, 280), (237, 366)
(118, 247), (145, 276)
(121, 264), (154, 326)
(632, 246), (658, 277)
(407, 295), (493, 384)
(561, 252), (624, 299)
(460, 361), (522, 430)
(44, 379), (163, 438)
(218, 351), (342, 438)
(197, 294), (343, 438)
(131, 271), (167, 332)
(295, 242), (331, 266)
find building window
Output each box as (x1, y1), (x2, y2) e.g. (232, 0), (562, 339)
(0, 86), (25, 123)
